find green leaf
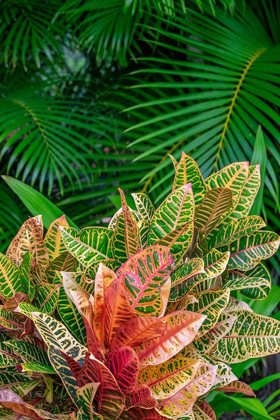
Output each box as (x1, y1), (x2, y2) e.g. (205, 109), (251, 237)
(250, 126), (267, 216)
(32, 284), (60, 315)
(19, 252), (35, 300)
(0, 253), (22, 298)
(132, 192), (155, 222)
(21, 362), (56, 374)
(2, 176), (78, 229)
(4, 340), (49, 365)
(172, 152), (206, 205)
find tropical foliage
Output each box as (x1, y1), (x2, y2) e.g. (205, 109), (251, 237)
(0, 0), (279, 280)
(0, 154), (279, 419)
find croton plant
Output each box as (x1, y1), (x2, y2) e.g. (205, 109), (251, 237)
(0, 154), (279, 420)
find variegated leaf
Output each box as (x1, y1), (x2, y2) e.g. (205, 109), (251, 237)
(169, 258), (204, 302)
(112, 190), (141, 262)
(0, 306), (24, 330)
(132, 193), (155, 222)
(110, 316), (167, 351)
(211, 310), (280, 363)
(138, 357), (200, 399)
(25, 311), (87, 363)
(84, 259), (121, 283)
(19, 252), (35, 300)
(194, 402), (216, 420)
(46, 251), (77, 282)
(125, 385), (157, 410)
(224, 297), (253, 314)
(208, 216), (266, 249)
(188, 249), (229, 294)
(6, 216), (44, 266)
(78, 353), (125, 420)
(106, 346), (139, 393)
(155, 222), (194, 264)
(205, 162), (249, 205)
(166, 294), (198, 314)
(0, 254), (22, 298)
(54, 274), (86, 345)
(0, 343), (19, 367)
(4, 340), (49, 365)
(169, 154), (178, 170)
(220, 231), (280, 271)
(21, 362), (56, 374)
(0, 389), (62, 419)
(104, 278), (136, 349)
(32, 284), (60, 315)
(76, 382), (101, 418)
(44, 215), (69, 261)
(223, 263), (271, 300)
(117, 245), (174, 317)
(157, 364), (217, 418)
(186, 289), (230, 335)
(137, 220), (150, 248)
(120, 407), (169, 419)
(147, 184), (194, 253)
(217, 380), (256, 397)
(223, 165), (261, 221)
(60, 227), (113, 268)
(48, 345), (80, 407)
(62, 271), (94, 299)
(94, 264), (117, 350)
(172, 152), (206, 205)
(135, 311), (205, 367)
(192, 314), (236, 355)
(195, 188), (233, 237)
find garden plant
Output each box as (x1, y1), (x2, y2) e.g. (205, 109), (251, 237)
(0, 154), (279, 419)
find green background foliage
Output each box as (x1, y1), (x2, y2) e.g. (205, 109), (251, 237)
(0, 1), (279, 417)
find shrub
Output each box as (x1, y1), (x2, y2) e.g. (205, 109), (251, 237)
(0, 154), (279, 419)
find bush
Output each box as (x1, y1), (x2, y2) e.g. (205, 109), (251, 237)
(0, 154), (279, 419)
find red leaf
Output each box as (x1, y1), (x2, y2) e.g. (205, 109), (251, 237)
(126, 385), (158, 409)
(106, 346), (139, 393)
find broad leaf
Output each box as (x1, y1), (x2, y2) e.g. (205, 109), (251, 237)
(220, 231), (280, 271)
(125, 385), (157, 410)
(76, 382), (101, 419)
(205, 162), (249, 205)
(60, 227), (113, 268)
(46, 251), (77, 282)
(44, 215), (69, 261)
(217, 380), (256, 397)
(192, 314), (236, 355)
(195, 188), (233, 237)
(32, 284), (60, 314)
(0, 254), (22, 298)
(157, 364), (217, 418)
(77, 353), (125, 420)
(196, 401), (216, 420)
(0, 306), (24, 330)
(117, 245), (174, 316)
(19, 252), (35, 300)
(110, 316), (167, 351)
(223, 263), (271, 300)
(132, 192), (155, 222)
(211, 310), (280, 363)
(209, 215), (266, 249)
(172, 152), (206, 205)
(135, 310), (205, 367)
(4, 340), (49, 365)
(186, 289), (230, 335)
(21, 362), (56, 375)
(169, 258), (204, 302)
(106, 346), (139, 393)
(147, 184), (194, 252)
(138, 357), (200, 399)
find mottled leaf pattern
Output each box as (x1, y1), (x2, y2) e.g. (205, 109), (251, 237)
(44, 215), (69, 262)
(0, 254), (22, 298)
(205, 162), (249, 205)
(147, 184), (194, 252)
(211, 310), (280, 363)
(110, 316), (167, 351)
(46, 251), (77, 282)
(132, 193), (155, 222)
(60, 227), (113, 268)
(19, 252), (35, 300)
(106, 346), (139, 393)
(221, 231), (280, 271)
(172, 153), (206, 205)
(32, 284), (60, 314)
(209, 216), (266, 249)
(223, 263), (271, 300)
(186, 289), (230, 335)
(195, 188), (233, 237)
(169, 258), (204, 302)
(117, 245), (174, 316)
(138, 357), (199, 399)
(217, 380), (256, 397)
(135, 311), (205, 367)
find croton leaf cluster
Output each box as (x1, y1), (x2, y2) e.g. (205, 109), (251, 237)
(0, 154), (279, 420)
